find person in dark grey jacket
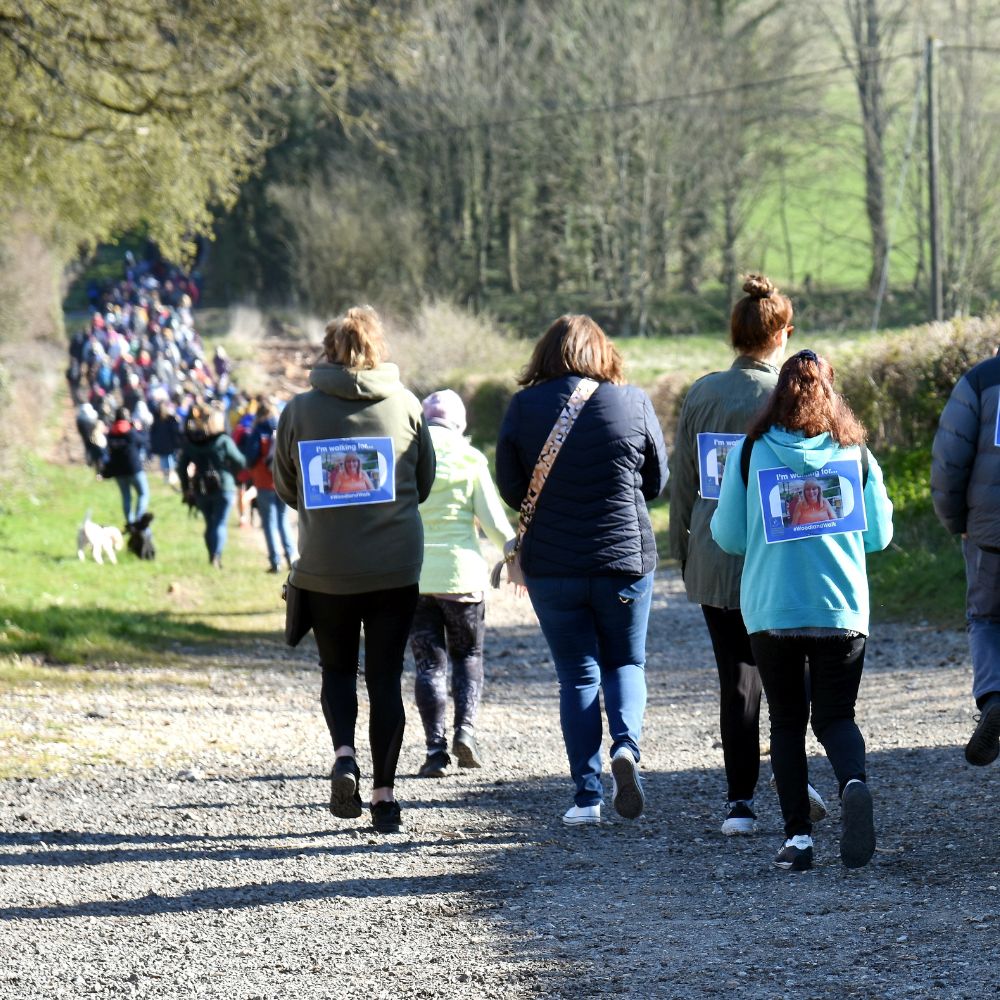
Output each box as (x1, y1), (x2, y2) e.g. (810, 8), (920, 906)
(669, 275), (828, 836)
(931, 352), (1000, 765)
(496, 314), (668, 826)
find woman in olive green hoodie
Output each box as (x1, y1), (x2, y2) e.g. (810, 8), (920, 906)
(669, 275), (829, 837)
(273, 307), (435, 834)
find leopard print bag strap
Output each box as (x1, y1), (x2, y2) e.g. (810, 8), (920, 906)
(518, 377), (599, 542)
(491, 378), (600, 590)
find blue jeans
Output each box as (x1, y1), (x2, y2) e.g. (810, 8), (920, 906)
(256, 488), (294, 569)
(116, 471), (149, 524)
(198, 491), (235, 562)
(525, 572), (653, 807)
(963, 540), (1000, 704)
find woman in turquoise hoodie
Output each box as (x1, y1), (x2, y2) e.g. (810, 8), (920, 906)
(410, 390), (515, 778)
(711, 350), (893, 872)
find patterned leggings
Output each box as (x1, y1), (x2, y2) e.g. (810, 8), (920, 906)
(409, 596), (485, 751)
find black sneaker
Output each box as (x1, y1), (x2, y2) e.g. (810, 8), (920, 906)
(329, 757), (362, 819)
(721, 800), (757, 836)
(965, 696), (1000, 766)
(840, 779), (876, 869)
(774, 835), (814, 871)
(417, 749), (451, 778)
(370, 799), (404, 834)
(452, 726), (484, 768)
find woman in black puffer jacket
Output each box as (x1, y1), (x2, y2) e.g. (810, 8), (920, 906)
(496, 315), (668, 827)
(103, 405), (150, 525)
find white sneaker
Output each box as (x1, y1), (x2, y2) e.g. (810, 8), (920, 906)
(769, 774), (830, 823)
(562, 804), (601, 826)
(807, 783), (829, 823)
(610, 747), (645, 819)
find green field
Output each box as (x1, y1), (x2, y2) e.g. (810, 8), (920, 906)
(0, 455), (286, 669)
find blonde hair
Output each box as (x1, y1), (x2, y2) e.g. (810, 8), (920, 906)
(206, 407), (226, 436)
(323, 306), (388, 370)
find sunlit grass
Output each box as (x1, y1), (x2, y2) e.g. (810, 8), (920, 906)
(0, 455), (287, 665)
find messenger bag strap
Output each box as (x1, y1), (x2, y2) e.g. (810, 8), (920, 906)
(516, 377), (600, 547)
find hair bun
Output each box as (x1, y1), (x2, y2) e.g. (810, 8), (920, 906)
(742, 274), (776, 300)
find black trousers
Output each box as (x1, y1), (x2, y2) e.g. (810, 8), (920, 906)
(701, 605), (762, 802)
(306, 585), (419, 789)
(750, 632), (867, 839)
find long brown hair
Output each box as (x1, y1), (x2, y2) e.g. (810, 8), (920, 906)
(731, 274), (793, 355)
(746, 350), (865, 445)
(518, 314), (624, 387)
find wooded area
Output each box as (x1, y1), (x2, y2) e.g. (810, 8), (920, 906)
(4, 1), (1000, 331)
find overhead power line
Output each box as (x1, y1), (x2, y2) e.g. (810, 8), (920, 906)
(381, 42), (999, 143)
(383, 48), (927, 141)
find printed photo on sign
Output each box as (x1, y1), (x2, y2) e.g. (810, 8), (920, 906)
(756, 459), (868, 544)
(298, 436), (396, 509)
(697, 432), (745, 500)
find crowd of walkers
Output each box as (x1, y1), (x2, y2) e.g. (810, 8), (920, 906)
(68, 248), (291, 572)
(69, 256), (1000, 869)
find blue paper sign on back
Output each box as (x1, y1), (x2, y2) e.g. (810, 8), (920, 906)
(756, 459), (867, 544)
(697, 432), (745, 500)
(297, 436), (396, 510)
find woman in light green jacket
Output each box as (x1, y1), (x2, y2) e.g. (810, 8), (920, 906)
(410, 389), (515, 777)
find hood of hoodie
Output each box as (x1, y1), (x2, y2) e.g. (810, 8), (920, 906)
(309, 362), (403, 402)
(760, 427), (843, 476)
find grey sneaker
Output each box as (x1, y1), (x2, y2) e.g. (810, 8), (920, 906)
(452, 726), (484, 768)
(417, 749), (450, 778)
(610, 747), (645, 819)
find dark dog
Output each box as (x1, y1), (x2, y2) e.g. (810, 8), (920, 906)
(124, 512), (156, 560)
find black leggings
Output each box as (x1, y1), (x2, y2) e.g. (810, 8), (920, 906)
(701, 605), (762, 802)
(306, 585), (419, 789)
(409, 596), (486, 751)
(750, 632), (867, 839)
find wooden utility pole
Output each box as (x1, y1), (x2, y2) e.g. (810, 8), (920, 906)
(926, 37), (943, 322)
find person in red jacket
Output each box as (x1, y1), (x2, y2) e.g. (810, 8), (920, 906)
(241, 400), (295, 573)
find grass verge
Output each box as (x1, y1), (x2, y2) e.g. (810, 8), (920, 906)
(0, 453), (286, 668)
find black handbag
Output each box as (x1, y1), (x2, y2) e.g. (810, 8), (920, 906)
(282, 579), (312, 646)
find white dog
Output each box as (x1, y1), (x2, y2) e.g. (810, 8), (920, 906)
(77, 515), (124, 565)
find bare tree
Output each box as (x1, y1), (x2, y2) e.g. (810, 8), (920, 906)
(820, 0), (910, 291)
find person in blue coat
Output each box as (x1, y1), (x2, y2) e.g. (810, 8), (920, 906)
(496, 315), (668, 826)
(711, 350), (893, 872)
(931, 352), (1000, 765)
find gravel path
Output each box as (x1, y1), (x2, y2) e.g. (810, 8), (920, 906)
(1, 570), (997, 1000)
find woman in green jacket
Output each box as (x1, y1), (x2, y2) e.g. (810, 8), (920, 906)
(410, 389), (515, 777)
(179, 404), (247, 569)
(669, 275), (826, 836)
(273, 306), (436, 834)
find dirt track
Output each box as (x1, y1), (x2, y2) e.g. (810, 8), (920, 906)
(1, 566), (997, 1000)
